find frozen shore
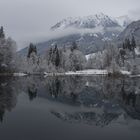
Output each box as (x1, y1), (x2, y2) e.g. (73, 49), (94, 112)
(10, 69), (132, 77)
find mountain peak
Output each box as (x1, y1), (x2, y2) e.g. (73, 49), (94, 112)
(95, 12), (108, 18)
(51, 13), (120, 30)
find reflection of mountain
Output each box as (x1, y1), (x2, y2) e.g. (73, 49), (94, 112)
(1, 76), (140, 126)
(51, 111), (120, 127)
(41, 76), (140, 126)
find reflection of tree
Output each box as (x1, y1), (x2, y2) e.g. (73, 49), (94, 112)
(119, 78), (139, 107)
(14, 76), (44, 101)
(118, 78), (140, 120)
(0, 77), (17, 122)
(70, 92), (78, 102)
(50, 76), (140, 126)
(0, 75), (139, 126)
(0, 110), (4, 122)
(121, 89), (137, 107)
(101, 77), (140, 120)
(28, 84), (37, 101)
(48, 77), (62, 98)
(45, 76), (86, 103)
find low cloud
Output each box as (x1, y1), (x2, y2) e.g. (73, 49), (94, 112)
(17, 26), (105, 50)
(17, 26), (125, 50)
(128, 8), (140, 20)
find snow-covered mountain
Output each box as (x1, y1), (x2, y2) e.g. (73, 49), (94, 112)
(51, 13), (121, 30)
(20, 13), (133, 55)
(51, 13), (132, 31)
(118, 20), (140, 44)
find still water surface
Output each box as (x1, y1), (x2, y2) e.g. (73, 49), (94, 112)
(0, 76), (140, 140)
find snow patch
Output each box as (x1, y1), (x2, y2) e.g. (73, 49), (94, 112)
(135, 47), (140, 55)
(44, 69), (131, 76)
(13, 73), (27, 76)
(121, 70), (131, 75)
(66, 69), (108, 75)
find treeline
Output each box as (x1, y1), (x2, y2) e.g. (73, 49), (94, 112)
(122, 36), (136, 51)
(19, 41), (86, 73)
(0, 26), (139, 74)
(87, 35), (138, 74)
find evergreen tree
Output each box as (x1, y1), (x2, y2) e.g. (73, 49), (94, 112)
(48, 47), (53, 65)
(55, 47), (60, 67)
(123, 43), (125, 49)
(48, 44), (61, 68)
(119, 48), (126, 66)
(53, 45), (60, 67)
(124, 38), (131, 50)
(71, 41), (78, 52)
(127, 39), (131, 50)
(131, 36), (136, 50)
(27, 43), (37, 58)
(0, 26), (5, 39)
(52, 44), (57, 65)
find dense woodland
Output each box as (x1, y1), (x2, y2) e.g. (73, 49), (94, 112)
(0, 26), (139, 75)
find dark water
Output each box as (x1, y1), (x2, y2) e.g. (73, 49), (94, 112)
(0, 76), (140, 140)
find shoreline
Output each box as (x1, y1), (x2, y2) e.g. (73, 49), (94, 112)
(0, 69), (132, 77)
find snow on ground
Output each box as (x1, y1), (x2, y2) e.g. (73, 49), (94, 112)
(13, 70), (132, 77)
(44, 69), (108, 76)
(13, 73), (28, 76)
(85, 51), (104, 60)
(121, 70), (131, 75)
(135, 47), (140, 56)
(44, 69), (131, 76)
(85, 53), (96, 60)
(130, 75), (140, 78)
(66, 69), (108, 75)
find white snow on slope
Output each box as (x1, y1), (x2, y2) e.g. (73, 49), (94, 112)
(51, 13), (132, 31)
(51, 13), (120, 30)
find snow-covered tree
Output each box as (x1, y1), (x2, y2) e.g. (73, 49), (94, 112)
(86, 52), (104, 69)
(45, 43), (86, 72)
(0, 27), (17, 73)
(17, 43), (44, 74)
(107, 58), (121, 75)
(68, 42), (86, 71)
(102, 44), (119, 68)
(69, 49), (86, 71)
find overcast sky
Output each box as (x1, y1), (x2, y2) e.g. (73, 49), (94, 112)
(0, 0), (140, 50)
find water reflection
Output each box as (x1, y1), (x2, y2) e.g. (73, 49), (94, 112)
(0, 77), (17, 122)
(28, 83), (38, 101)
(0, 75), (140, 126)
(45, 76), (85, 104)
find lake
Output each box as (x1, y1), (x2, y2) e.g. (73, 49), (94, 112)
(0, 75), (140, 140)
